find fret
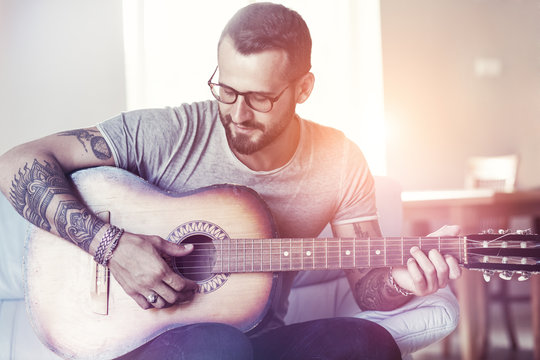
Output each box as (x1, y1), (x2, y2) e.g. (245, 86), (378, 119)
(370, 238), (386, 267)
(313, 238), (326, 270)
(384, 236), (387, 267)
(234, 238), (238, 273)
(304, 238), (314, 270)
(401, 236), (405, 265)
(301, 238), (304, 270)
(280, 239), (282, 271)
(220, 239), (225, 272)
(353, 238), (357, 269)
(340, 238), (355, 269)
(227, 238), (231, 273)
(271, 238), (282, 271)
(291, 238), (302, 270)
(325, 238), (328, 269)
(269, 238), (272, 271)
(368, 237), (371, 267)
(251, 238), (254, 272)
(242, 238), (252, 273)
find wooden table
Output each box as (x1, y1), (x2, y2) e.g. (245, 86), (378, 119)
(402, 189), (540, 360)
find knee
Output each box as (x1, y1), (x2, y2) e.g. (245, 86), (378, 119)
(183, 323), (253, 359)
(132, 323), (253, 360)
(326, 318), (402, 360)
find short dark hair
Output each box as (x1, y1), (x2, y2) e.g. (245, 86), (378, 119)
(219, 2), (312, 80)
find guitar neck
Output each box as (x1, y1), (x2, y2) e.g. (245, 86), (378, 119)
(207, 236), (464, 273)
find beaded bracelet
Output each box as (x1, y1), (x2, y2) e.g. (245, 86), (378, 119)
(388, 267), (414, 296)
(94, 225), (123, 266)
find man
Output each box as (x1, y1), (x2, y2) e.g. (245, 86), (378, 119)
(0, 3), (460, 359)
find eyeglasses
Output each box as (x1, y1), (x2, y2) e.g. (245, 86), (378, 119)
(207, 66), (291, 113)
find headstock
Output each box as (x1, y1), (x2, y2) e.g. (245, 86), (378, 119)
(465, 229), (540, 282)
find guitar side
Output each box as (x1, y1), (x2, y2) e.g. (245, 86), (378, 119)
(24, 167), (278, 360)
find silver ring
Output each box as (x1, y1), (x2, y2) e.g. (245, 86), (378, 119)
(146, 292), (158, 304)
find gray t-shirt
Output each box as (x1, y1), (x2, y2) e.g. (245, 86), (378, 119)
(97, 100), (377, 332)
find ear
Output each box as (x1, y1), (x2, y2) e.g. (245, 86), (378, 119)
(295, 72), (315, 104)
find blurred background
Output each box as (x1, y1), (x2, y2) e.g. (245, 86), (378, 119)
(1, 0), (539, 191)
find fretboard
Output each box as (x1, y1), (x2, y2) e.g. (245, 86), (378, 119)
(209, 237), (464, 273)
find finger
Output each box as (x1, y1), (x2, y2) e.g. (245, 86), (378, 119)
(162, 269), (198, 293)
(151, 281), (195, 306)
(406, 257), (426, 293)
(409, 247), (436, 292)
(158, 240), (194, 257)
(143, 290), (174, 309)
(428, 249), (450, 288)
(444, 254), (462, 279)
(132, 293), (152, 310)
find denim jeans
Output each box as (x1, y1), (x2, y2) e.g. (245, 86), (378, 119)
(119, 318), (402, 360)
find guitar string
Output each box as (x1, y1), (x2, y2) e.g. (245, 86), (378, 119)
(168, 238), (535, 275)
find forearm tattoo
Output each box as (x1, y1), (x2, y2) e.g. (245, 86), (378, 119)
(349, 223), (408, 310)
(54, 200), (105, 252)
(353, 268), (405, 311)
(58, 129), (111, 160)
(10, 159), (104, 251)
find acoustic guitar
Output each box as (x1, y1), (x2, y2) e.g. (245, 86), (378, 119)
(24, 167), (540, 359)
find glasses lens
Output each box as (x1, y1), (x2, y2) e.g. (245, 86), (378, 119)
(245, 94), (272, 113)
(210, 84), (236, 104)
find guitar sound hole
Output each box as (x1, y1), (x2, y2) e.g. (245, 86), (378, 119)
(173, 234), (216, 281)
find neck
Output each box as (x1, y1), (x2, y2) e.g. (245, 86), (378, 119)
(206, 235), (465, 273)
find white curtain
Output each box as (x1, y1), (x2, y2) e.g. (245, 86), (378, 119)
(122, 0), (386, 175)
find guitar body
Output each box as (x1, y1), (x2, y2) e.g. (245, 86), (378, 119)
(24, 167), (278, 359)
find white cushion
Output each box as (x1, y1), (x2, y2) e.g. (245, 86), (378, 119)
(0, 194), (27, 299)
(285, 275), (459, 357)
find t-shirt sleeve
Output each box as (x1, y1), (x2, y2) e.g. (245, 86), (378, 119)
(97, 108), (183, 178)
(331, 140), (377, 226)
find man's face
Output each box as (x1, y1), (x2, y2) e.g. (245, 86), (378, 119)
(216, 37), (297, 155)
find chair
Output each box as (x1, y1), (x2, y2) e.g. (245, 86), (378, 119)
(465, 154), (519, 193)
(465, 154), (526, 350)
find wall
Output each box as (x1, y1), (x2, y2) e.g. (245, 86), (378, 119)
(381, 0), (540, 190)
(0, 0), (126, 155)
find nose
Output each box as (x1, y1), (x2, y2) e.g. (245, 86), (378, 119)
(231, 95), (254, 123)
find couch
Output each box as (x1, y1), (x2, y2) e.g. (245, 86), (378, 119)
(0, 176), (459, 359)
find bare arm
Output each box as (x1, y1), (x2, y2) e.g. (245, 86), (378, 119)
(0, 128), (197, 309)
(0, 128), (115, 252)
(334, 221), (462, 311)
(334, 220), (412, 311)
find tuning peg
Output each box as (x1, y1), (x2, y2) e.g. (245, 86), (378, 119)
(482, 270), (495, 282)
(499, 271), (514, 281)
(516, 229), (533, 235)
(518, 272), (531, 281)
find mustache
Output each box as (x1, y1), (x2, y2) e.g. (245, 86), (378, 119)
(220, 113), (265, 132)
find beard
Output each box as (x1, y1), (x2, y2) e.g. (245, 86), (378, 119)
(218, 110), (291, 155)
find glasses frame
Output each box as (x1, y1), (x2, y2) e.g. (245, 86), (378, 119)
(207, 66), (292, 113)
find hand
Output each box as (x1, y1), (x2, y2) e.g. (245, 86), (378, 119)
(391, 225), (462, 296)
(107, 232), (198, 309)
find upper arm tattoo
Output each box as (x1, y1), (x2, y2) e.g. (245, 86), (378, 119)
(9, 159), (104, 251)
(58, 129), (111, 160)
